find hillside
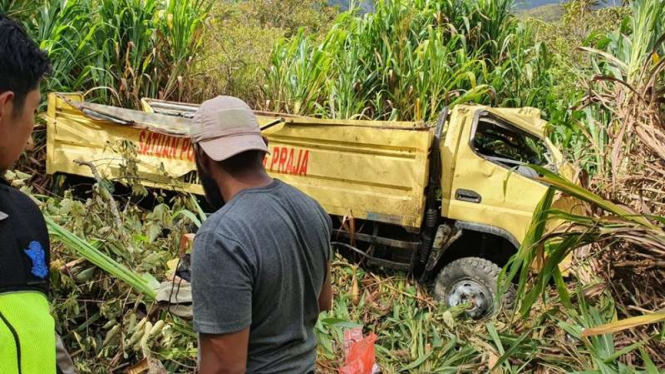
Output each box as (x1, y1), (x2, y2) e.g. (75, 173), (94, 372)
(328, 0), (372, 11)
(514, 0), (567, 10)
(517, 3), (564, 21)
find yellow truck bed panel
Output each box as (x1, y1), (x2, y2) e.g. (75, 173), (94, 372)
(263, 119), (432, 227)
(46, 94), (432, 229)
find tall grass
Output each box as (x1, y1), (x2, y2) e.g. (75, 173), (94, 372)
(0, 0), (37, 20)
(577, 0), (665, 185)
(502, 165), (665, 366)
(32, 0), (101, 96)
(501, 0), (665, 353)
(3, 0), (210, 108)
(263, 0), (553, 121)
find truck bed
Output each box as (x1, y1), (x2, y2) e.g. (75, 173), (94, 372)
(46, 93), (433, 229)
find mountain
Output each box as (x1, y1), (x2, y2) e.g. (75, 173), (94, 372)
(516, 3), (564, 21)
(514, 0), (562, 10)
(515, 0), (620, 21)
(328, 0), (372, 12)
(515, 0), (620, 10)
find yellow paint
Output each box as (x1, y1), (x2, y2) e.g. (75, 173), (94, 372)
(487, 107), (547, 137)
(46, 93), (205, 195)
(262, 117), (432, 228)
(46, 93), (431, 228)
(441, 106), (549, 244)
(46, 93), (575, 251)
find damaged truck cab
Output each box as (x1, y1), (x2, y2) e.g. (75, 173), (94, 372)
(46, 93), (570, 318)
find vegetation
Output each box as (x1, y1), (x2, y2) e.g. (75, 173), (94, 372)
(6, 0), (209, 108)
(192, 0), (338, 106)
(13, 163), (661, 372)
(262, 0), (553, 119)
(1, 0), (664, 372)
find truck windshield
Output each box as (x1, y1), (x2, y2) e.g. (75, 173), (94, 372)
(472, 116), (551, 176)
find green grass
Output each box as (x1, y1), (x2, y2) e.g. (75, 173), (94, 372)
(4, 0), (210, 108)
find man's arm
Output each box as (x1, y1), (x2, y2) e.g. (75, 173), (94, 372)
(318, 263), (332, 312)
(199, 329), (250, 374)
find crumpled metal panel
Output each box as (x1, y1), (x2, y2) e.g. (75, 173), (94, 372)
(46, 93), (432, 229)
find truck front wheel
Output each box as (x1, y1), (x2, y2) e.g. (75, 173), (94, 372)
(433, 257), (514, 319)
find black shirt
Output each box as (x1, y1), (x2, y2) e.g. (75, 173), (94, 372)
(0, 177), (50, 295)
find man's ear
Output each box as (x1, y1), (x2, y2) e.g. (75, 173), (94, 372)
(0, 91), (15, 121)
(0, 91), (14, 106)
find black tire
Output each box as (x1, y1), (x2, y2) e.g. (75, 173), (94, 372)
(433, 257), (514, 319)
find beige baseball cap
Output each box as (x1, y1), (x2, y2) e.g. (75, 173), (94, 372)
(190, 96), (268, 161)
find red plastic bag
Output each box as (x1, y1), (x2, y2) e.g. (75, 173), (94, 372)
(343, 327), (364, 356)
(339, 329), (377, 374)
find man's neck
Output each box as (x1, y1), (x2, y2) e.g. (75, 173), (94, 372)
(215, 170), (273, 203)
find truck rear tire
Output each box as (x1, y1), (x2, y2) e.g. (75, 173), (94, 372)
(434, 257), (514, 319)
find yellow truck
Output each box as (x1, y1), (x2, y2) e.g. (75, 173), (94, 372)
(46, 93), (573, 318)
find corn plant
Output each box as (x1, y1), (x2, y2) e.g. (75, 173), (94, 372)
(32, 0), (102, 95)
(501, 165), (665, 367)
(263, 0), (538, 121)
(0, 0), (37, 20)
(47, 216), (158, 298)
(575, 0), (664, 185)
(41, 186), (201, 372)
(264, 30), (335, 115)
(1, 0), (210, 108)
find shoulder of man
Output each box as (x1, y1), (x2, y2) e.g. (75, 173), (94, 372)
(194, 207), (251, 258)
(278, 180), (324, 208)
(0, 177), (51, 295)
(0, 178), (47, 230)
(197, 202), (244, 237)
(274, 179), (332, 230)
(0, 177), (43, 209)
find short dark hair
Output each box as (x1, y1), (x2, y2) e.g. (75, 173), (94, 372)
(217, 150), (266, 175)
(0, 14), (51, 113)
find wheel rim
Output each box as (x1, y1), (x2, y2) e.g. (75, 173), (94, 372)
(448, 279), (493, 319)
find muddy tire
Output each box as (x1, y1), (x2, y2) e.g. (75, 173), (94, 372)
(434, 257), (514, 319)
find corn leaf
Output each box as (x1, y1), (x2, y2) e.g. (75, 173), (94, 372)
(581, 313), (665, 337)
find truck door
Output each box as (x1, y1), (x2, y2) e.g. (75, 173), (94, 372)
(444, 110), (553, 245)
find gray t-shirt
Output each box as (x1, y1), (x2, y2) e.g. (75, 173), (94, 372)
(192, 179), (332, 373)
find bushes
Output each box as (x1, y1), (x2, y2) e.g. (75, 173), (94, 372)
(190, 0), (338, 106)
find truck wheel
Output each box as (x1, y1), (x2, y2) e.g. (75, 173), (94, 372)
(433, 257), (514, 319)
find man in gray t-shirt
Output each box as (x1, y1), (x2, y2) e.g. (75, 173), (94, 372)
(189, 96), (333, 374)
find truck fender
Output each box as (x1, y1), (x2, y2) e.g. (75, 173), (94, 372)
(425, 224), (462, 272)
(420, 221), (521, 282)
(453, 221), (520, 249)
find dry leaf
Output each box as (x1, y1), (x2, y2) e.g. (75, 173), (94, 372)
(581, 312), (665, 337)
(488, 352), (501, 374)
(127, 358), (149, 374)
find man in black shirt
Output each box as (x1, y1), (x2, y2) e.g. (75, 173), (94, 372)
(0, 13), (73, 374)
